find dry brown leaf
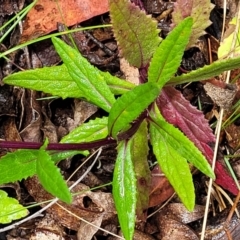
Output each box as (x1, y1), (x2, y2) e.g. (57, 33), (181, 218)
(120, 57), (140, 85)
(204, 82), (237, 109)
(21, 0), (109, 42)
(25, 176), (117, 231)
(149, 165), (174, 208)
(30, 213), (65, 240)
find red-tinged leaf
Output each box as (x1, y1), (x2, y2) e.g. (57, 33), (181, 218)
(157, 87), (238, 195)
(131, 120), (151, 220)
(20, 0), (109, 42)
(109, 0), (161, 68)
(171, 0), (214, 49)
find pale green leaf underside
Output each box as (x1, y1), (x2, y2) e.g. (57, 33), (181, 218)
(108, 82), (160, 138)
(0, 190), (28, 223)
(150, 124), (195, 210)
(148, 17), (193, 88)
(52, 37), (115, 112)
(169, 56), (240, 85)
(149, 105), (215, 179)
(3, 65), (135, 99)
(61, 117), (108, 143)
(109, 0), (161, 68)
(113, 140), (137, 240)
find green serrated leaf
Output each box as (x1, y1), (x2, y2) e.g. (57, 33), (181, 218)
(131, 120), (151, 218)
(150, 123), (195, 210)
(108, 82), (160, 139)
(0, 149), (83, 185)
(113, 140), (137, 240)
(61, 117), (108, 144)
(148, 17), (193, 88)
(3, 65), (83, 99)
(0, 190), (28, 223)
(52, 37), (115, 112)
(149, 104), (215, 179)
(168, 56), (240, 85)
(3, 64), (135, 98)
(103, 71), (135, 95)
(36, 149), (72, 203)
(0, 149), (38, 185)
(109, 0), (161, 68)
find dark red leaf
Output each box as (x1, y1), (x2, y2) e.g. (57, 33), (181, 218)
(157, 86), (238, 195)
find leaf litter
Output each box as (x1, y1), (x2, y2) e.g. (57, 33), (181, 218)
(0, 0), (240, 239)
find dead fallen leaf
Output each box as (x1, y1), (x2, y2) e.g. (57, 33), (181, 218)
(149, 165), (174, 208)
(30, 213), (64, 240)
(156, 216), (199, 240)
(120, 57), (140, 85)
(21, 0), (109, 42)
(204, 82), (237, 109)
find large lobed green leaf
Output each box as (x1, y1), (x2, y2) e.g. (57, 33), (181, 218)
(113, 140), (137, 240)
(52, 37), (115, 112)
(108, 82), (160, 139)
(148, 17), (193, 89)
(109, 0), (161, 68)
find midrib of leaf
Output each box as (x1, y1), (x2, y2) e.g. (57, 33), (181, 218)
(115, 3), (144, 65)
(148, 17), (193, 88)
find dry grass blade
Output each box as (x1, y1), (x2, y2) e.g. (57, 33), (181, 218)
(201, 1), (240, 239)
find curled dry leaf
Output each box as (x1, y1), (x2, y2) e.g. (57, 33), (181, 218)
(157, 203), (205, 224)
(156, 216), (199, 240)
(21, 0), (109, 42)
(204, 82), (237, 109)
(30, 213), (64, 240)
(155, 204), (205, 239)
(196, 202), (240, 239)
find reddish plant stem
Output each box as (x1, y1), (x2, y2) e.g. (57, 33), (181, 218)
(0, 137), (116, 151)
